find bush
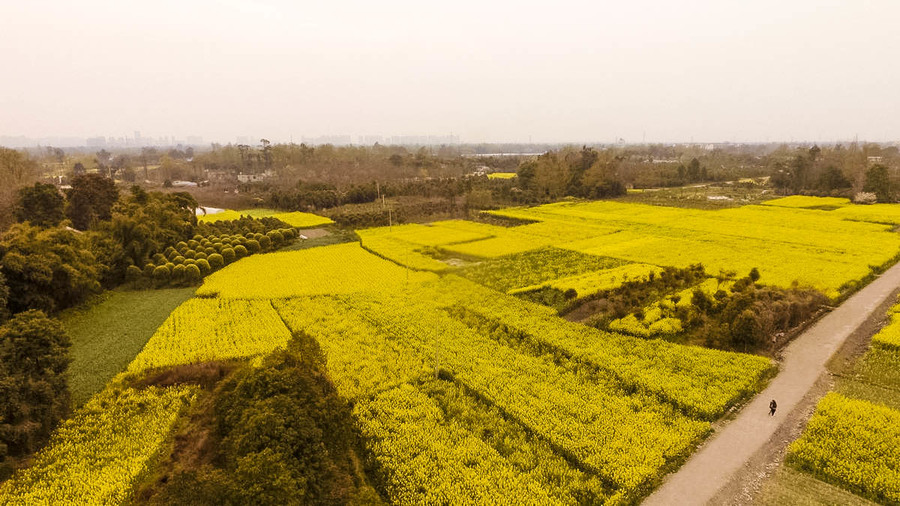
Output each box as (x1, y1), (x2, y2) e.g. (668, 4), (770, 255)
(246, 240), (261, 254)
(153, 265), (171, 283)
(266, 230), (284, 245)
(173, 263), (187, 280)
(196, 259), (211, 275)
(125, 265), (143, 285)
(234, 245), (248, 259)
(173, 256), (185, 264)
(144, 264), (156, 277)
(208, 253), (224, 270)
(259, 235), (272, 250)
(195, 252), (208, 261)
(185, 264), (202, 283)
(222, 248), (236, 264)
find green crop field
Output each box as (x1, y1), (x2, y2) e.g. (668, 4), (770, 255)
(61, 288), (196, 406)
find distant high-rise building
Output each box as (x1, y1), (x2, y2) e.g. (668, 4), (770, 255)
(86, 136), (107, 148)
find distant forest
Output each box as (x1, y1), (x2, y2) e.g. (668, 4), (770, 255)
(2, 141), (899, 230)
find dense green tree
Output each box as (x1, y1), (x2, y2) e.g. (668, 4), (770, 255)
(154, 343), (372, 505)
(0, 224), (102, 314)
(14, 183), (65, 228)
(863, 164), (893, 203)
(0, 272), (8, 323)
(817, 166), (851, 192)
(0, 310), (70, 463)
(0, 148), (39, 230)
(91, 190), (197, 285)
(65, 173), (119, 230)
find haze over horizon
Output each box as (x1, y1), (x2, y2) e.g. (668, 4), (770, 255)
(2, 0), (898, 145)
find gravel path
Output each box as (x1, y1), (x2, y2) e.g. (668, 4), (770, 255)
(643, 262), (900, 506)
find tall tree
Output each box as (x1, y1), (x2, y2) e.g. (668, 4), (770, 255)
(863, 164), (893, 203)
(0, 148), (38, 230)
(0, 224), (102, 313)
(65, 174), (119, 230)
(14, 183), (65, 228)
(0, 310), (71, 461)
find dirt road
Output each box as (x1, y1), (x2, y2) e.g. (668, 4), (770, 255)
(643, 262), (900, 506)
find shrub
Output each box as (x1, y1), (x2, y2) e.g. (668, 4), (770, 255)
(185, 264), (202, 282)
(144, 264), (156, 278)
(234, 245), (248, 259)
(173, 256), (185, 264)
(208, 253), (225, 270)
(196, 259), (211, 275)
(854, 191), (877, 204)
(187, 240), (200, 250)
(259, 235), (272, 250)
(266, 230), (284, 245)
(173, 263), (187, 280)
(125, 265), (143, 284)
(153, 265), (171, 283)
(195, 252), (208, 261)
(222, 248), (236, 264)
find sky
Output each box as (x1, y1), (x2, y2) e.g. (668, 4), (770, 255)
(1, 0), (898, 144)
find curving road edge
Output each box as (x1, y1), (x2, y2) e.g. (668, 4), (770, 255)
(643, 261), (900, 506)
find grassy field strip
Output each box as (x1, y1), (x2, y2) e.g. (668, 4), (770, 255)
(61, 288), (196, 406)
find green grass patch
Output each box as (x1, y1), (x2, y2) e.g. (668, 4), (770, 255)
(61, 287), (196, 406)
(835, 345), (900, 411)
(758, 467), (877, 506)
(837, 378), (900, 412)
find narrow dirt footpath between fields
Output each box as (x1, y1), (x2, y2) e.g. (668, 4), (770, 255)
(643, 261), (900, 506)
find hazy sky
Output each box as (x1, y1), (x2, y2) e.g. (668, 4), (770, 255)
(1, 0), (898, 144)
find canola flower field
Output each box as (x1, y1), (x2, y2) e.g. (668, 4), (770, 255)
(6, 196), (900, 504)
(0, 386), (196, 505)
(197, 208), (334, 227)
(785, 296), (900, 504)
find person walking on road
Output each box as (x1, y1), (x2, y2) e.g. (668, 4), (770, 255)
(769, 399), (777, 416)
